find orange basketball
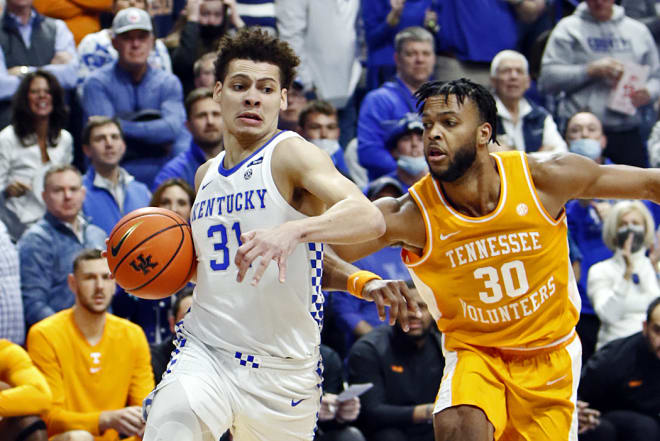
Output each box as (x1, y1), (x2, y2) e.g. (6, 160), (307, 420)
(106, 207), (196, 300)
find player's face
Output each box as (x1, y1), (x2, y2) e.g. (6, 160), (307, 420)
(215, 59), (286, 142)
(113, 30), (154, 68)
(422, 94), (482, 182)
(83, 123), (126, 169)
(186, 97), (223, 148)
(28, 76), (53, 119)
(158, 185), (192, 221)
(70, 258), (116, 315)
(492, 57), (530, 102)
(643, 306), (660, 360)
(394, 131), (424, 158)
(395, 40), (435, 87)
(302, 112), (339, 140)
(43, 170), (86, 224)
(586, 0), (614, 22)
(113, 0), (147, 14)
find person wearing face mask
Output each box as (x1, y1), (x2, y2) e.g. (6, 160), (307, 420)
(298, 100), (350, 178)
(367, 113), (428, 197)
(564, 111), (613, 364)
(164, 0), (244, 95)
(587, 200), (660, 350)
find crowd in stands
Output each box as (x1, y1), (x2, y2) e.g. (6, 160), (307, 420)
(3, 0), (660, 440)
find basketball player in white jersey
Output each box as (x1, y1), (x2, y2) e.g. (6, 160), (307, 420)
(142, 28), (418, 441)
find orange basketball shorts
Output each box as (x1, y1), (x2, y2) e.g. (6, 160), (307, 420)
(435, 333), (581, 441)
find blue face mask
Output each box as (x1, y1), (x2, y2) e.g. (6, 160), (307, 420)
(569, 138), (601, 161)
(397, 155), (428, 176)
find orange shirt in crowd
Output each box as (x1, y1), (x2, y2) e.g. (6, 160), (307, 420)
(26, 309), (154, 441)
(0, 339), (52, 418)
(33, 0), (112, 45)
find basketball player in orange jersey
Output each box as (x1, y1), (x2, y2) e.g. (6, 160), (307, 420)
(324, 78), (660, 441)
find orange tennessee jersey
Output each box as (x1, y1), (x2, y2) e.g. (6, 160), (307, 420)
(402, 151), (580, 350)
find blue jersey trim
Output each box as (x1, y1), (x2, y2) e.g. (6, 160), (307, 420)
(218, 130), (285, 177)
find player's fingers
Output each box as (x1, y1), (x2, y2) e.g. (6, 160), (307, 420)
(277, 253), (288, 283)
(400, 281), (422, 317)
(385, 285), (405, 329)
(235, 241), (258, 282)
(250, 251), (274, 286)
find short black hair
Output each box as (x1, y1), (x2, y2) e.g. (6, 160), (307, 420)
(415, 78), (498, 144)
(214, 27), (300, 90)
(647, 297), (660, 323)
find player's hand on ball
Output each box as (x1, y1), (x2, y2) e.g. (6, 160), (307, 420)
(361, 279), (422, 332)
(235, 223), (301, 285)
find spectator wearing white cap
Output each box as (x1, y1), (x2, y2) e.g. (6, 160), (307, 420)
(81, 7), (186, 188)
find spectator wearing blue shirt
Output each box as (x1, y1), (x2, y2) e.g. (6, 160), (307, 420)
(357, 26), (435, 182)
(362, 0), (435, 91)
(564, 111), (613, 363)
(81, 116), (151, 235)
(18, 165), (106, 328)
(298, 100), (350, 178)
(82, 7), (186, 188)
(153, 88), (224, 191)
(0, 0), (78, 128)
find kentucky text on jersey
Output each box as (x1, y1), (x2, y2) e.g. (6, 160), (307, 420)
(445, 231), (542, 268)
(190, 189), (267, 222)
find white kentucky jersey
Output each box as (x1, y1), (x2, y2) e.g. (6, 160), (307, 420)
(186, 130), (324, 361)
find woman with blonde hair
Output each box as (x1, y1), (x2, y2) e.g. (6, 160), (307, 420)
(587, 200), (660, 350)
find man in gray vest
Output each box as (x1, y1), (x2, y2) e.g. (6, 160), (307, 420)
(0, 0), (78, 127)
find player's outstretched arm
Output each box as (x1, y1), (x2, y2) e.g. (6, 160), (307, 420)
(529, 152), (660, 217)
(322, 246), (422, 331)
(235, 138), (386, 285)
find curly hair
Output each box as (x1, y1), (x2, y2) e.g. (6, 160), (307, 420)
(214, 27), (299, 90)
(415, 78), (498, 145)
(11, 70), (69, 147)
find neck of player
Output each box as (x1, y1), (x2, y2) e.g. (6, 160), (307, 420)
(222, 127), (279, 168)
(440, 153), (501, 218)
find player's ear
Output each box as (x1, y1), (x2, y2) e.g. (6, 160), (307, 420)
(280, 87), (288, 112)
(477, 122), (492, 146)
(213, 81), (223, 101)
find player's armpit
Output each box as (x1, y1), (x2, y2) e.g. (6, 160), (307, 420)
(529, 152), (660, 215)
(331, 194), (426, 263)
